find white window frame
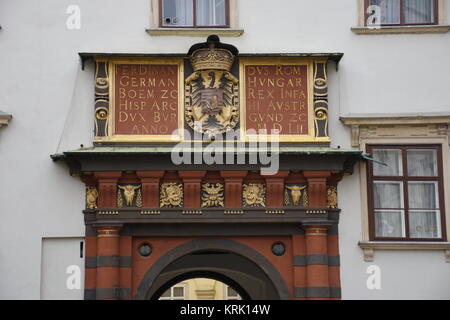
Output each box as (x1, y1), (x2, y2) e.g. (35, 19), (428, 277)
(159, 283), (188, 300)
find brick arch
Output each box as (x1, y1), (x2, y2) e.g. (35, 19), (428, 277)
(135, 238), (292, 300)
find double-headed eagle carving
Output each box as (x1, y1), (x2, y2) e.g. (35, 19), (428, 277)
(185, 37), (239, 139)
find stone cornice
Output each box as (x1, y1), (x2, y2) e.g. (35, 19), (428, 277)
(340, 114), (450, 147)
(340, 114), (450, 126)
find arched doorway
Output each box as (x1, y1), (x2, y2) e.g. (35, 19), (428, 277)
(153, 272), (249, 300)
(135, 239), (291, 300)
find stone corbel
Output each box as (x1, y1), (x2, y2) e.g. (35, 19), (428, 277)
(350, 125), (360, 148)
(0, 111), (12, 129)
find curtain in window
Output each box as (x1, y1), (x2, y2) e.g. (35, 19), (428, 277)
(375, 210), (404, 237)
(407, 149), (437, 176)
(408, 182), (439, 238)
(408, 182), (438, 209)
(409, 210), (439, 238)
(404, 0), (433, 23)
(373, 181), (404, 237)
(196, 0), (226, 26)
(372, 149), (402, 176)
(374, 182), (403, 208)
(370, 0), (401, 24)
(163, 0), (193, 26)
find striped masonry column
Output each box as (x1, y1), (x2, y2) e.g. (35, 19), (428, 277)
(303, 225), (332, 300)
(84, 229), (97, 300)
(95, 227), (122, 300)
(327, 224), (341, 300)
(119, 235), (133, 300)
(293, 227), (341, 299)
(292, 234), (307, 300)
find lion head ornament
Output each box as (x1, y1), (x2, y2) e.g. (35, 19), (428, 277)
(160, 183), (183, 207)
(243, 183), (266, 207)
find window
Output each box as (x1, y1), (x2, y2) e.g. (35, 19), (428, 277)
(161, 0), (228, 28)
(365, 0), (438, 26)
(159, 284), (187, 300)
(367, 145), (446, 241)
(224, 285), (241, 300)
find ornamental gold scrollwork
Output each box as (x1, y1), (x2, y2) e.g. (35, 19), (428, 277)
(313, 61), (328, 138)
(95, 107), (108, 120)
(118, 185), (142, 208)
(95, 77), (109, 89)
(201, 183), (224, 207)
(94, 61), (109, 138)
(243, 183), (266, 207)
(86, 187), (98, 209)
(160, 183), (183, 207)
(285, 185), (307, 206)
(327, 186), (337, 208)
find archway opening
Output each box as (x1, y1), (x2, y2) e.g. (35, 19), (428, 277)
(155, 273), (247, 300)
(146, 249), (281, 300)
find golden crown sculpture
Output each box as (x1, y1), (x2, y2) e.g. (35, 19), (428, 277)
(190, 48), (235, 72)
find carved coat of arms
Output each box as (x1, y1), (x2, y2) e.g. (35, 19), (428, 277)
(185, 36), (239, 139)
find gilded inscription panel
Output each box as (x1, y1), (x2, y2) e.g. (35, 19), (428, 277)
(240, 59), (322, 142)
(109, 59), (184, 142)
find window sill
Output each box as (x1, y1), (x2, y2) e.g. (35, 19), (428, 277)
(146, 28), (244, 37)
(351, 25), (450, 34)
(358, 241), (450, 262)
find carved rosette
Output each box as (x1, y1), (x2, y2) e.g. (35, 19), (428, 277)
(185, 36), (239, 139)
(94, 60), (109, 139)
(117, 184), (142, 208)
(313, 62), (328, 138)
(327, 186), (337, 208)
(86, 187), (99, 209)
(243, 183), (266, 207)
(201, 183), (224, 207)
(160, 183), (184, 207)
(284, 184), (308, 207)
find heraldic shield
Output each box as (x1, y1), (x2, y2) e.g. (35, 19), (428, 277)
(185, 35), (239, 139)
